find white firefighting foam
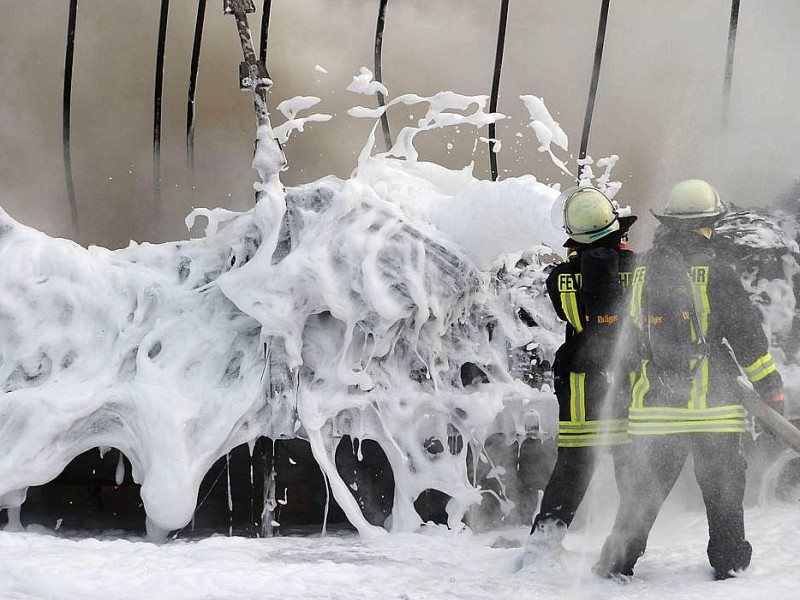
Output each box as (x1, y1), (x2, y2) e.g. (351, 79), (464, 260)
(0, 69), (647, 539)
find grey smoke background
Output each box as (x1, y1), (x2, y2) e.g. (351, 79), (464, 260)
(1, 0), (798, 249)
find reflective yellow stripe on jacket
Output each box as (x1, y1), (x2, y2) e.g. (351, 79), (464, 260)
(557, 373), (629, 447)
(743, 353), (777, 383)
(628, 405), (746, 434)
(629, 266), (647, 327)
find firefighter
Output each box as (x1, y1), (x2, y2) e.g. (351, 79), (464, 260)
(522, 186), (637, 566)
(593, 179), (785, 581)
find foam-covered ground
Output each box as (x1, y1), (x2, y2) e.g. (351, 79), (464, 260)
(2, 488), (800, 599)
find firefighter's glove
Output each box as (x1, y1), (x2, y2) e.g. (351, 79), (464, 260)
(762, 391), (786, 416)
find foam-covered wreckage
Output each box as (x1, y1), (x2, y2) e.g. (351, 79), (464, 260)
(715, 204), (800, 374)
(0, 178), (561, 538)
(709, 201), (800, 503)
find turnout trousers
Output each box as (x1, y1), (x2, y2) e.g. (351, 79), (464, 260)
(596, 432), (751, 577)
(531, 444), (633, 532)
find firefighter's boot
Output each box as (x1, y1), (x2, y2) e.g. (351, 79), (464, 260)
(520, 518), (567, 569)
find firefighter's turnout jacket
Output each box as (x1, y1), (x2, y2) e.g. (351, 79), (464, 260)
(627, 232), (782, 435)
(545, 241), (635, 447)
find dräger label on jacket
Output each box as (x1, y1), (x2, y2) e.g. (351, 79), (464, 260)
(595, 314), (619, 325)
(649, 312), (691, 325)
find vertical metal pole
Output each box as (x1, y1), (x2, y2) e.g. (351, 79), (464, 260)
(374, 0), (392, 151)
(233, 11), (269, 127)
(259, 0), (273, 65)
(261, 455), (278, 537)
(187, 0), (207, 173)
(489, 0), (510, 181)
(578, 0), (611, 164)
(722, 0), (741, 125)
(62, 0), (80, 232)
(153, 0), (170, 212)
(224, 0), (287, 182)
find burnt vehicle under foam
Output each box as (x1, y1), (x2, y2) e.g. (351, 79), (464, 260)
(0, 179), (563, 538)
(715, 196), (800, 504)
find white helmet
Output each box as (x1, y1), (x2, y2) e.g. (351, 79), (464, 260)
(658, 179), (726, 222)
(553, 186), (620, 245)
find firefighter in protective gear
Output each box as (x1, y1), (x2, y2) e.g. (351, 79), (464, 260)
(523, 187), (637, 565)
(594, 179), (784, 581)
